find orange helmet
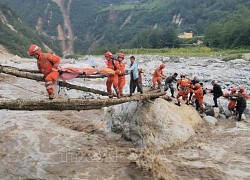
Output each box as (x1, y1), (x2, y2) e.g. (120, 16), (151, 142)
(224, 92), (230, 98)
(118, 53), (125, 59)
(231, 87), (237, 93)
(239, 87), (244, 92)
(180, 73), (186, 78)
(195, 83), (201, 89)
(160, 64), (166, 69)
(104, 51), (113, 58)
(27, 44), (41, 56)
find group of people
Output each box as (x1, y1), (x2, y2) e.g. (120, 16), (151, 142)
(27, 45), (249, 121)
(104, 51), (143, 98)
(151, 63), (249, 121)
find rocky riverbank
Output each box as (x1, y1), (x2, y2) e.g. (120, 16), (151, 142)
(0, 54), (249, 179)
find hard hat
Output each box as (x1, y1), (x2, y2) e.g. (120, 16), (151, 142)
(180, 73), (186, 78)
(160, 64), (166, 69)
(239, 87), (244, 92)
(104, 51), (113, 58)
(27, 44), (41, 56)
(118, 53), (125, 59)
(231, 87), (237, 93)
(195, 83), (201, 89)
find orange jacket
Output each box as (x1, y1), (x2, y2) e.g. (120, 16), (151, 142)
(193, 87), (204, 99)
(107, 59), (121, 75)
(119, 61), (125, 75)
(37, 52), (60, 76)
(242, 92), (250, 99)
(153, 67), (164, 78)
(177, 78), (191, 89)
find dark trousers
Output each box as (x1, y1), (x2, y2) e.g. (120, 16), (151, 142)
(213, 95), (221, 107)
(236, 106), (246, 121)
(164, 83), (174, 96)
(130, 78), (143, 96)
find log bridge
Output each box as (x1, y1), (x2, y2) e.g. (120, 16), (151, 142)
(0, 65), (167, 111)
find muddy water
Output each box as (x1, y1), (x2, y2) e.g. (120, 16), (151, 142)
(143, 120), (250, 180)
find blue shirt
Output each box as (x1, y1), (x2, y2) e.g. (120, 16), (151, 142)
(127, 62), (139, 80)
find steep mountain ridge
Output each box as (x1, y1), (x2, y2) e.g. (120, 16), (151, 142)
(1, 0), (250, 55)
(0, 4), (62, 57)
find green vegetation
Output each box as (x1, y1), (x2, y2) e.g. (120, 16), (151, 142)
(204, 6), (250, 49)
(120, 47), (250, 56)
(1, 0), (250, 55)
(0, 4), (62, 57)
(1, 0), (63, 36)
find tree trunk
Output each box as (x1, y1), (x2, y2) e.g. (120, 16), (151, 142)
(0, 91), (166, 111)
(0, 65), (112, 96)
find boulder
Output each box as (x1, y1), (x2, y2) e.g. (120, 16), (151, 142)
(104, 98), (202, 149)
(219, 114), (226, 119)
(214, 107), (220, 118)
(224, 110), (232, 118)
(205, 108), (214, 116)
(203, 116), (218, 125)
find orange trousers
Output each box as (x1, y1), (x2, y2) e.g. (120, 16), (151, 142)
(106, 74), (119, 95)
(228, 100), (236, 111)
(193, 95), (204, 109)
(177, 89), (190, 103)
(152, 76), (161, 89)
(118, 75), (126, 94)
(44, 71), (59, 96)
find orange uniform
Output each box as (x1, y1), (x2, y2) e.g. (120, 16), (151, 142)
(152, 65), (166, 89)
(176, 78), (191, 104)
(106, 59), (121, 97)
(191, 87), (204, 111)
(118, 61), (126, 96)
(228, 92), (238, 111)
(37, 52), (60, 98)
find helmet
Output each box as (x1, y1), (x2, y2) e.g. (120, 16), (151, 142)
(104, 51), (113, 58)
(195, 83), (201, 89)
(160, 64), (166, 69)
(118, 53), (125, 59)
(239, 87), (244, 92)
(231, 87), (237, 93)
(27, 44), (41, 56)
(180, 73), (186, 78)
(224, 92), (230, 98)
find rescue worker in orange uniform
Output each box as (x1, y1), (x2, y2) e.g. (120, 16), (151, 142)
(105, 51), (121, 98)
(117, 53), (126, 97)
(152, 64), (166, 89)
(175, 73), (191, 106)
(190, 83), (204, 113)
(228, 87), (238, 113)
(235, 87), (249, 121)
(27, 44), (60, 99)
(239, 87), (250, 99)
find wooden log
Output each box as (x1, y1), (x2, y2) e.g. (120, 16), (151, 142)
(0, 65), (112, 96)
(0, 91), (166, 111)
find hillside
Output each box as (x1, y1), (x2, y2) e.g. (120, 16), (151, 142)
(0, 3), (62, 57)
(1, 0), (250, 55)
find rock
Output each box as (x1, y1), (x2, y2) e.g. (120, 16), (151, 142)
(214, 107), (220, 118)
(205, 108), (214, 116)
(104, 98), (202, 149)
(219, 114), (226, 119)
(224, 110), (232, 118)
(229, 59), (247, 64)
(203, 116), (218, 125)
(242, 114), (247, 120)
